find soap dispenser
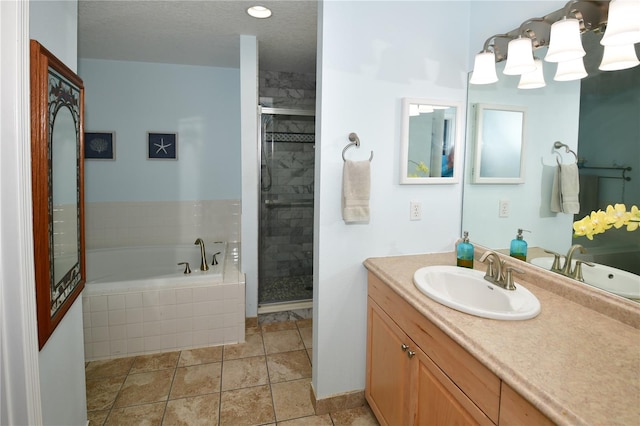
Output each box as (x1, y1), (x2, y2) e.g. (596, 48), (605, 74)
(457, 231), (474, 269)
(510, 229), (530, 261)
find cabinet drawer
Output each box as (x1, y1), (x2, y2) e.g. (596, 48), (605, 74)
(368, 272), (501, 423)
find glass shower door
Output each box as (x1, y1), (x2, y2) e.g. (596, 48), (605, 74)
(258, 108), (315, 307)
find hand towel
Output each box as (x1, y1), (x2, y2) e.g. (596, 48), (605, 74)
(550, 165), (562, 213)
(578, 174), (599, 216)
(342, 159), (370, 223)
(560, 163), (580, 214)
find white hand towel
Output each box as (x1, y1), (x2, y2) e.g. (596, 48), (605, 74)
(560, 163), (580, 214)
(342, 159), (370, 223)
(550, 165), (562, 213)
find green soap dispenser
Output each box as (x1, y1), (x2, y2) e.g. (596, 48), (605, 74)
(457, 231), (474, 269)
(510, 229), (530, 261)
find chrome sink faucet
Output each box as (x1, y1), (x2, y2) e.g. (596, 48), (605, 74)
(194, 238), (209, 271)
(554, 244), (594, 281)
(479, 251), (523, 291)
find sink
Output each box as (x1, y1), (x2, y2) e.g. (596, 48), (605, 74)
(413, 265), (541, 320)
(530, 257), (640, 299)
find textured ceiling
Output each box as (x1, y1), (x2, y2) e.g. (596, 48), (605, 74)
(78, 0), (318, 73)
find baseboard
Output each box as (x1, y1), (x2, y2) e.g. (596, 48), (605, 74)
(258, 300), (313, 314)
(310, 383), (366, 415)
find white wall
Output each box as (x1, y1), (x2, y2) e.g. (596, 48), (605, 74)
(30, 1), (88, 424)
(79, 59), (241, 203)
(313, 0), (470, 398)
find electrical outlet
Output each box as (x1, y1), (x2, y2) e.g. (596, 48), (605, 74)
(410, 201), (422, 221)
(499, 199), (510, 218)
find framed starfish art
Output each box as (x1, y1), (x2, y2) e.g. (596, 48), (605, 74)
(147, 132), (178, 160)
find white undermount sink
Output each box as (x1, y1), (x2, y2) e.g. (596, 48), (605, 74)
(530, 257), (640, 300)
(413, 265), (541, 321)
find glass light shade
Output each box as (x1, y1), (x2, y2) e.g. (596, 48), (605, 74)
(504, 37), (536, 75)
(409, 104), (420, 116)
(417, 104), (434, 114)
(545, 18), (586, 63)
(518, 58), (546, 89)
(599, 43), (640, 71)
(554, 57), (587, 81)
(247, 6), (272, 18)
(470, 51), (498, 85)
(601, 0), (640, 46)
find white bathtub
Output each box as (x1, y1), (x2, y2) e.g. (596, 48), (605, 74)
(82, 242), (245, 361)
(85, 242), (227, 292)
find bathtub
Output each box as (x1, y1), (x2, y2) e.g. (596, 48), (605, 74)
(85, 242), (227, 291)
(82, 242), (245, 361)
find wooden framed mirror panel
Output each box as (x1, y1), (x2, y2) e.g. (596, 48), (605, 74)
(30, 40), (85, 349)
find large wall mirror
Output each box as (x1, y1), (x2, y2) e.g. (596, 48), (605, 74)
(462, 29), (639, 302)
(31, 40), (86, 348)
(400, 98), (463, 184)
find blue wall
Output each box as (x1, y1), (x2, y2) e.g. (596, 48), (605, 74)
(79, 59), (241, 202)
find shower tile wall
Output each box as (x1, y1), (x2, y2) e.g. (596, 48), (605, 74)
(259, 70), (316, 109)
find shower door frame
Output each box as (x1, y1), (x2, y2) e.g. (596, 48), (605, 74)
(257, 106), (316, 313)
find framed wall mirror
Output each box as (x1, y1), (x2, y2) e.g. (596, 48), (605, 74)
(400, 97), (463, 184)
(30, 40), (85, 349)
(472, 103), (526, 184)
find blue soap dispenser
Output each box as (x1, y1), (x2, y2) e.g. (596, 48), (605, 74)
(457, 231), (474, 269)
(510, 228), (530, 261)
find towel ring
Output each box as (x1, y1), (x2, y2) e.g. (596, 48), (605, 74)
(342, 132), (373, 162)
(553, 141), (578, 164)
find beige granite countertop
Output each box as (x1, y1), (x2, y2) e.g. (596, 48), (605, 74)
(363, 249), (640, 426)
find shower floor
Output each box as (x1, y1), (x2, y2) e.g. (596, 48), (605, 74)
(259, 275), (313, 305)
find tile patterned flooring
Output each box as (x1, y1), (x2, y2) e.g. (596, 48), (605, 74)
(86, 319), (379, 425)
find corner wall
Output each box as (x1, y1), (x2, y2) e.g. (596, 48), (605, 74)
(30, 1), (88, 424)
(313, 0), (470, 398)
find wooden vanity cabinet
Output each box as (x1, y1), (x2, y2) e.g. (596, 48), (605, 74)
(366, 272), (554, 426)
(366, 273), (498, 426)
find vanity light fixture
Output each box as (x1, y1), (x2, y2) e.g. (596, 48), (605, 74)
(503, 37), (536, 75)
(600, 0), (640, 46)
(545, 17), (586, 63)
(470, 34), (510, 85)
(599, 43), (640, 70)
(409, 104), (420, 116)
(553, 57), (588, 81)
(518, 58), (546, 89)
(247, 5), (272, 19)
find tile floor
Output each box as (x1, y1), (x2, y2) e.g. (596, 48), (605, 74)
(86, 319), (379, 425)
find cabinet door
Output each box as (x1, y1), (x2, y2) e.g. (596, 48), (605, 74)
(413, 346), (494, 426)
(366, 298), (412, 426)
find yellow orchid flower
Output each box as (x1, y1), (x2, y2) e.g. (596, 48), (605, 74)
(573, 215), (595, 240)
(605, 203), (631, 229)
(573, 204), (639, 239)
(626, 205), (639, 232)
(589, 210), (611, 235)
(416, 161), (429, 175)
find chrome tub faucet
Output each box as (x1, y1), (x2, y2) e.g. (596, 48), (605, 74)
(194, 238), (209, 271)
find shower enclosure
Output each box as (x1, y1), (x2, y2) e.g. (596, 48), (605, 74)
(258, 107), (315, 309)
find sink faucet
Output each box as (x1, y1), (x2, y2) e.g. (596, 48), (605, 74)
(479, 251), (523, 291)
(194, 238), (209, 271)
(557, 244), (594, 280)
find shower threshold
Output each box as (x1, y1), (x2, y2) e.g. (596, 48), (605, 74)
(258, 299), (313, 315)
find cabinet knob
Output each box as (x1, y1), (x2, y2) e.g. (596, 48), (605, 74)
(401, 343), (409, 352)
(407, 350), (416, 359)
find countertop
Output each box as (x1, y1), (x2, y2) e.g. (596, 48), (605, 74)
(363, 250), (640, 426)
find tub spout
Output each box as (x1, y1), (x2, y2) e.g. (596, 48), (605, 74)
(194, 238), (209, 271)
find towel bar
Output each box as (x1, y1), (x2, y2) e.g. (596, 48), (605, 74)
(342, 132), (373, 162)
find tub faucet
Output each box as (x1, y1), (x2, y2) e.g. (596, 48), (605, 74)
(194, 238), (209, 271)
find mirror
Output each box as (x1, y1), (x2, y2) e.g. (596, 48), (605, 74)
(30, 40), (85, 348)
(472, 103), (526, 184)
(462, 34), (640, 301)
(400, 98), (462, 184)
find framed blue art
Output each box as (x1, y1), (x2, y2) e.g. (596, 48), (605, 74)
(85, 132), (115, 160)
(147, 132), (178, 160)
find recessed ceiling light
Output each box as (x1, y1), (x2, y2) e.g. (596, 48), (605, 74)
(247, 5), (272, 19)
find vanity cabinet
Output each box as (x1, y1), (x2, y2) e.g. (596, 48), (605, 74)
(366, 272), (553, 426)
